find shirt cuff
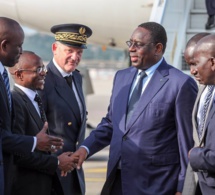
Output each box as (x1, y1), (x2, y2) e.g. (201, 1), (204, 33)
(31, 137), (37, 152)
(80, 145), (89, 155)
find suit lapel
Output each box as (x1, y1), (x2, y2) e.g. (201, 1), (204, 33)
(201, 99), (215, 146)
(117, 68), (137, 132)
(126, 62), (169, 132)
(192, 85), (206, 146)
(14, 86), (43, 130)
(199, 87), (215, 145)
(73, 71), (86, 110)
(205, 101), (215, 129)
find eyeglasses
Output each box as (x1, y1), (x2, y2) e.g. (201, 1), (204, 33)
(126, 41), (154, 49)
(18, 66), (47, 74)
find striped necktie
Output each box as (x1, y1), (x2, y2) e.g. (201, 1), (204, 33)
(198, 85), (214, 140)
(2, 68), (11, 111)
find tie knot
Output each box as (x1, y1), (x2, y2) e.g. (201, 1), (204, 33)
(65, 75), (73, 87)
(208, 85), (214, 92)
(139, 70), (146, 77)
(34, 94), (42, 103)
(2, 68), (8, 77)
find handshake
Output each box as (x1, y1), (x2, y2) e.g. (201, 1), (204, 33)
(57, 147), (88, 177)
(35, 122), (88, 176)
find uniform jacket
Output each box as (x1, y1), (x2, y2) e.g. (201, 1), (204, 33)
(11, 86), (63, 195)
(39, 60), (87, 195)
(0, 74), (33, 195)
(83, 59), (197, 195)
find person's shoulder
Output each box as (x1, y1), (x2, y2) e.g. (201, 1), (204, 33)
(11, 87), (22, 98)
(116, 66), (134, 74)
(74, 69), (81, 76)
(165, 63), (192, 79)
(11, 89), (24, 105)
(160, 62), (197, 87)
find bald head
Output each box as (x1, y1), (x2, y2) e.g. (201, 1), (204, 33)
(0, 17), (23, 42)
(195, 34), (215, 58)
(9, 51), (46, 90)
(192, 34), (215, 85)
(186, 33), (211, 49)
(184, 33), (210, 66)
(9, 51), (36, 75)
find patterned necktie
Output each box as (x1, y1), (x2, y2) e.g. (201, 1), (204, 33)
(198, 85), (214, 140)
(126, 71), (146, 124)
(2, 68), (11, 111)
(34, 94), (47, 123)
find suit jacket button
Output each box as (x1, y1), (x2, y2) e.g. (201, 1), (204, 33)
(123, 136), (127, 141)
(68, 122), (72, 126)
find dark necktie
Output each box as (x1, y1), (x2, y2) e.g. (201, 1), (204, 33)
(198, 85), (214, 140)
(64, 75), (81, 124)
(34, 93), (47, 123)
(126, 71), (146, 124)
(2, 68), (11, 111)
(65, 75), (73, 87)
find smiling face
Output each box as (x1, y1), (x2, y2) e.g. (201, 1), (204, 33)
(21, 58), (46, 90)
(128, 27), (163, 70)
(52, 41), (83, 73)
(11, 51), (46, 91)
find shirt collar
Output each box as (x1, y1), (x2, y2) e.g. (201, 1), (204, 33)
(53, 58), (73, 78)
(15, 83), (37, 102)
(0, 61), (5, 75)
(143, 57), (163, 76)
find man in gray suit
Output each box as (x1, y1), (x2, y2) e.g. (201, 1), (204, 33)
(183, 33), (210, 195)
(188, 34), (215, 195)
(39, 23), (92, 195)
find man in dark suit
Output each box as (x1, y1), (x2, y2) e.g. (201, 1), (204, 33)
(0, 17), (64, 195)
(9, 51), (78, 195)
(189, 34), (215, 195)
(39, 24), (92, 195)
(73, 22), (198, 195)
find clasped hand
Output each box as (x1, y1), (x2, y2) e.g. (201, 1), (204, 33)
(58, 147), (88, 177)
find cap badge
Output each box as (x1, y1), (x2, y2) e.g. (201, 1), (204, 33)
(79, 27), (86, 35)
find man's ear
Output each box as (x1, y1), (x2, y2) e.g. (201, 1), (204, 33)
(52, 42), (58, 52)
(0, 40), (8, 52)
(14, 70), (23, 80)
(154, 43), (163, 56)
(211, 57), (215, 71)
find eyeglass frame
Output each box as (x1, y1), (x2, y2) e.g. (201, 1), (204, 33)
(126, 40), (154, 49)
(18, 65), (47, 74)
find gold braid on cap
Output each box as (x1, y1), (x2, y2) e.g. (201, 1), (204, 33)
(55, 27), (88, 45)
